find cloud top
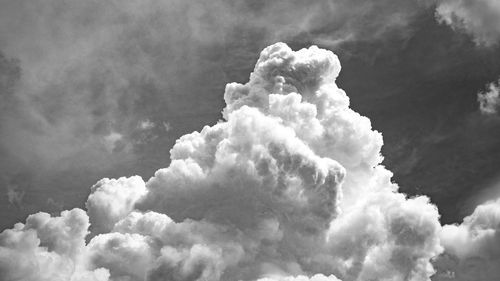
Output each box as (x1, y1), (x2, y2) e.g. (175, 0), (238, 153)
(0, 43), (446, 281)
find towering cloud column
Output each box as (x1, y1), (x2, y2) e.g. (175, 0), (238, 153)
(0, 43), (444, 281)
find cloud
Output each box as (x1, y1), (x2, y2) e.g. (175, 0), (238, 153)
(5, 182), (25, 208)
(257, 274), (341, 281)
(0, 208), (110, 281)
(433, 198), (500, 281)
(434, 0), (500, 46)
(478, 79), (500, 115)
(0, 0), (434, 175)
(0, 0), (441, 231)
(0, 0), (229, 171)
(0, 43), (446, 281)
(86, 176), (147, 234)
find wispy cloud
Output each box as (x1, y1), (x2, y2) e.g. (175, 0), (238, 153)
(435, 0), (500, 46)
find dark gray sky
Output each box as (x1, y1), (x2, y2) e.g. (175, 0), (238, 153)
(0, 0), (499, 230)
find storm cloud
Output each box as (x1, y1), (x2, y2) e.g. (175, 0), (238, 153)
(1, 43), (445, 281)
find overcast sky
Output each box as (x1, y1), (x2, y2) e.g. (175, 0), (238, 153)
(1, 1), (500, 281)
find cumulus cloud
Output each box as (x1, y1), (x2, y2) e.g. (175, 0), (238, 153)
(0, 0), (438, 230)
(0, 208), (110, 281)
(433, 198), (500, 281)
(86, 176), (147, 234)
(477, 79), (500, 115)
(434, 0), (500, 46)
(0, 43), (445, 281)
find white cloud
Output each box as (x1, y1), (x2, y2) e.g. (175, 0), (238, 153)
(0, 209), (110, 281)
(0, 43), (445, 281)
(86, 176), (147, 234)
(0, 0), (435, 178)
(478, 79), (500, 115)
(433, 198), (500, 281)
(0, 0), (437, 236)
(435, 0), (500, 46)
(87, 232), (156, 281)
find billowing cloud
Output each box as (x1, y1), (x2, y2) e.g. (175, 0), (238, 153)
(478, 79), (500, 115)
(433, 198), (500, 281)
(0, 43), (445, 281)
(86, 176), (147, 234)
(0, 0), (438, 230)
(434, 0), (500, 46)
(0, 208), (110, 281)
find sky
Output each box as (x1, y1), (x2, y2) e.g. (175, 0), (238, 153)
(1, 0), (500, 281)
